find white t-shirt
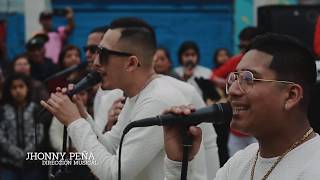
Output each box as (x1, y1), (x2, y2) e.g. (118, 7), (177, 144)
(165, 134), (320, 180)
(174, 65), (212, 97)
(94, 88), (123, 133)
(67, 75), (219, 180)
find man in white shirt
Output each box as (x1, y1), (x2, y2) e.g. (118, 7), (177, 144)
(163, 33), (320, 180)
(41, 17), (219, 180)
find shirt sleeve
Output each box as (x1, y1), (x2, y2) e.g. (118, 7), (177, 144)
(67, 99), (169, 180)
(164, 156), (205, 180)
(314, 16), (320, 57)
(212, 55), (243, 79)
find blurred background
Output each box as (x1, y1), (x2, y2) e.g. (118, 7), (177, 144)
(1, 0), (319, 68)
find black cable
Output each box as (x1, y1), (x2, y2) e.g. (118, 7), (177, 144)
(118, 131), (127, 180)
(181, 145), (190, 180)
(180, 126), (193, 180)
(34, 107), (38, 150)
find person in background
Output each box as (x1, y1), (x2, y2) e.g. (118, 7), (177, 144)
(163, 33), (320, 180)
(36, 7), (75, 64)
(84, 25), (109, 72)
(174, 41), (212, 97)
(11, 54), (49, 104)
(84, 25), (124, 133)
(211, 27), (261, 89)
(26, 34), (59, 82)
(212, 48), (231, 69)
(153, 47), (180, 79)
(58, 45), (85, 83)
(0, 73), (46, 180)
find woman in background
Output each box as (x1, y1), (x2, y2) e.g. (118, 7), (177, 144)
(153, 47), (180, 79)
(0, 73), (45, 180)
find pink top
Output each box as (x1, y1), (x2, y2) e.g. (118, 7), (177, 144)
(44, 26), (67, 64)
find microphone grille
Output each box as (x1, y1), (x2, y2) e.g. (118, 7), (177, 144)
(87, 72), (102, 85)
(219, 103), (233, 123)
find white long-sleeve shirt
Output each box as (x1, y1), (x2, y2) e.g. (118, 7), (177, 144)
(94, 88), (123, 133)
(165, 134), (320, 180)
(67, 75), (219, 180)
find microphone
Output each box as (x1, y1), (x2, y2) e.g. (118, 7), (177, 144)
(44, 61), (88, 82)
(65, 71), (101, 97)
(38, 72), (102, 117)
(123, 103), (232, 134)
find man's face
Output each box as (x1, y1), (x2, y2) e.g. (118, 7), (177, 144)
(228, 50), (288, 136)
(40, 18), (52, 31)
(181, 48), (198, 68)
(28, 47), (45, 63)
(86, 32), (103, 70)
(94, 29), (129, 90)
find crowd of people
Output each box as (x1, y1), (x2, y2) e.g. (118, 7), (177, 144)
(0, 8), (320, 180)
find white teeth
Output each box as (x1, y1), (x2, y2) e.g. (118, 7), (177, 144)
(233, 106), (248, 114)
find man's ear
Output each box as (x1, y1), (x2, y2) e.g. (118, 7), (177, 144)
(284, 84), (303, 110)
(125, 56), (140, 72)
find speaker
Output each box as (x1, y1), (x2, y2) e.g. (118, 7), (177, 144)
(258, 5), (320, 51)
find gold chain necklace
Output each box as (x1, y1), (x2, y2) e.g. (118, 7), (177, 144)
(250, 128), (314, 180)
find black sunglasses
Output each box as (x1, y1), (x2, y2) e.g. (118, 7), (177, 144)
(97, 46), (133, 64)
(83, 45), (99, 53)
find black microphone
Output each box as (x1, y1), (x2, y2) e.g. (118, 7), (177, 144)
(65, 71), (101, 97)
(38, 72), (102, 117)
(123, 103), (232, 134)
(44, 61), (88, 82)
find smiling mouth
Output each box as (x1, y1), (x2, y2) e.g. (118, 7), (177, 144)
(232, 106), (249, 116)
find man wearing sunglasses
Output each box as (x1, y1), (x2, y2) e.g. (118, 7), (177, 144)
(83, 25), (108, 71)
(163, 33), (320, 180)
(41, 17), (219, 180)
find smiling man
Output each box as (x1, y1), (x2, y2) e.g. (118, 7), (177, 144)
(41, 17), (219, 180)
(163, 33), (320, 180)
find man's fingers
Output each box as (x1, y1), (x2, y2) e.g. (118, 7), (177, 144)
(47, 98), (59, 108)
(40, 100), (56, 114)
(189, 126), (202, 160)
(68, 84), (75, 91)
(115, 102), (124, 109)
(61, 87), (68, 94)
(56, 87), (62, 92)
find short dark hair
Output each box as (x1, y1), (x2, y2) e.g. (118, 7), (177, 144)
(89, 25), (109, 35)
(239, 27), (261, 41)
(109, 17), (156, 66)
(250, 33), (317, 109)
(178, 41), (200, 65)
(2, 73), (33, 105)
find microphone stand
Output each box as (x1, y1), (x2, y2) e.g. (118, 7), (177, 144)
(180, 126), (193, 180)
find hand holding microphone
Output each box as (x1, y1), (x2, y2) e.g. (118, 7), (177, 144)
(163, 105), (203, 162)
(122, 102), (232, 162)
(40, 86), (83, 127)
(40, 72), (101, 126)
